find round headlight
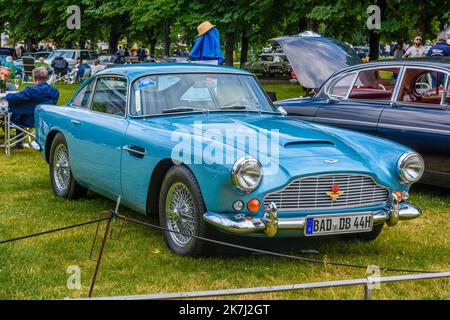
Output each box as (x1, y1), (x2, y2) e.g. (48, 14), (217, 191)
(398, 153), (424, 183)
(231, 157), (263, 192)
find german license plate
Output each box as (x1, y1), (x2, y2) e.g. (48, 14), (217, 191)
(305, 213), (373, 236)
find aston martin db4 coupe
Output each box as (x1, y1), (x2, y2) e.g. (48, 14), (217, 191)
(35, 63), (423, 256)
(274, 33), (450, 187)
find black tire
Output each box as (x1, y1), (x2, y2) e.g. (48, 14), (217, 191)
(341, 223), (384, 241)
(159, 165), (214, 257)
(49, 133), (87, 199)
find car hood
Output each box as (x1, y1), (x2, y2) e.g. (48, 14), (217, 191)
(142, 113), (363, 160)
(273, 35), (361, 89)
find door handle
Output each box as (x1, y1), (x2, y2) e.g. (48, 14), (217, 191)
(123, 145), (147, 158)
(70, 119), (81, 125)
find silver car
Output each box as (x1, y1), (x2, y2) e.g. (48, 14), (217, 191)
(45, 49), (97, 68)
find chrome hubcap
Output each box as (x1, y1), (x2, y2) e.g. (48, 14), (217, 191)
(165, 182), (196, 247)
(53, 144), (71, 192)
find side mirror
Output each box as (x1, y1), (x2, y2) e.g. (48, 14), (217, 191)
(327, 96), (340, 104)
(277, 106), (288, 116)
(266, 91), (277, 102)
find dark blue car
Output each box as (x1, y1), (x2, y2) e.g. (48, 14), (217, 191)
(274, 34), (450, 187)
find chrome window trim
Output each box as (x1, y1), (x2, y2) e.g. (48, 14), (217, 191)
(128, 72), (274, 118)
(324, 72), (357, 99)
(87, 74), (129, 118)
(394, 66), (450, 107)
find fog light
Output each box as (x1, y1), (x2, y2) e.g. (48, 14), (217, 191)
(247, 199), (261, 212)
(233, 200), (244, 211)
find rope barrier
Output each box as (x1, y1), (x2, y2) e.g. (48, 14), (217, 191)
(115, 213), (442, 274)
(0, 209), (442, 288)
(0, 216), (111, 244)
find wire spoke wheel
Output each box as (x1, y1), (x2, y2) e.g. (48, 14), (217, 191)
(53, 144), (71, 192)
(165, 182), (197, 247)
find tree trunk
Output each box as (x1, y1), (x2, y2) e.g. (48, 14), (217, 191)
(298, 17), (307, 33)
(109, 30), (120, 54)
(147, 27), (158, 56)
(225, 32), (234, 66)
(163, 21), (171, 57)
(307, 19), (319, 32)
(368, 0), (387, 61)
(240, 30), (249, 68)
(368, 31), (380, 61)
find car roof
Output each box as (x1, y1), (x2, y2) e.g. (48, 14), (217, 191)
(339, 57), (450, 72)
(95, 62), (253, 79)
(53, 49), (93, 52)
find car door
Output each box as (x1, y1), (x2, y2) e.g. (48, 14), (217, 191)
(67, 75), (129, 199)
(314, 67), (401, 135)
(378, 67), (450, 184)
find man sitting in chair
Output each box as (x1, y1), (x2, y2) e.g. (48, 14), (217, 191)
(5, 68), (59, 148)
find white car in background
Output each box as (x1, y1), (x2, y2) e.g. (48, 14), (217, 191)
(44, 49), (97, 68)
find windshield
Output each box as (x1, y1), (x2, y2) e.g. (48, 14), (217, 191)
(131, 73), (276, 116)
(48, 50), (76, 60)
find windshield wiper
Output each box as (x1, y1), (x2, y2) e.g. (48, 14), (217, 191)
(161, 106), (209, 114)
(219, 105), (261, 111)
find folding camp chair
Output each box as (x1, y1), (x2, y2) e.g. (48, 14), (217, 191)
(52, 67), (71, 84)
(22, 56), (35, 84)
(4, 103), (37, 155)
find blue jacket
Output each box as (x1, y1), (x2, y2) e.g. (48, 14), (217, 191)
(427, 40), (450, 57)
(6, 82), (59, 106)
(77, 63), (91, 78)
(5, 82), (59, 127)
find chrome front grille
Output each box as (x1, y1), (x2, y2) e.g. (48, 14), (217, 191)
(264, 174), (390, 212)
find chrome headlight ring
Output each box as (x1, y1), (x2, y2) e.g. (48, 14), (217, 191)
(231, 157), (263, 192)
(397, 152), (425, 184)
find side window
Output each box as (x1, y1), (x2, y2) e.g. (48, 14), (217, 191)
(71, 79), (95, 108)
(91, 77), (127, 116)
(349, 68), (400, 100)
(327, 73), (356, 98)
(397, 69), (447, 105)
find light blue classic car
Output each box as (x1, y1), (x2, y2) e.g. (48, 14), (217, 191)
(35, 63), (424, 256)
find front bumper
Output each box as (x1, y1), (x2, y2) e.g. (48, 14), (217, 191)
(203, 194), (421, 237)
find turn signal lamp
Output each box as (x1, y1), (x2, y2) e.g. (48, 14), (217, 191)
(247, 199), (261, 213)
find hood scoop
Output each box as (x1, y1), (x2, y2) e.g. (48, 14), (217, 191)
(284, 140), (335, 148)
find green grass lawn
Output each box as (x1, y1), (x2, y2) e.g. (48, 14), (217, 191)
(0, 83), (449, 300)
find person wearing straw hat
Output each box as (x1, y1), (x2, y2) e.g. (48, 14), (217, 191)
(189, 21), (224, 65)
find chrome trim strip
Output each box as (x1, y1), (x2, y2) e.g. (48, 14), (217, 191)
(378, 123), (450, 135)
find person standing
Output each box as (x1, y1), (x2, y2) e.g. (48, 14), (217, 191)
(427, 34), (450, 57)
(384, 43), (391, 56)
(393, 43), (405, 59)
(403, 36), (426, 58)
